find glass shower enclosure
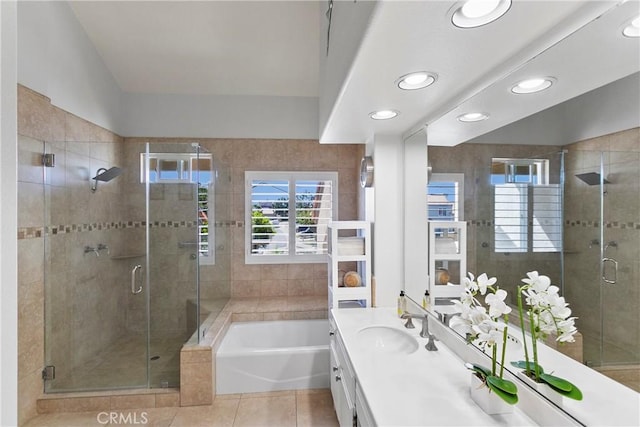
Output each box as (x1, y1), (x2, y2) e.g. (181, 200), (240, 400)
(43, 140), (226, 392)
(471, 147), (639, 390)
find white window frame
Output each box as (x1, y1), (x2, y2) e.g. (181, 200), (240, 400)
(245, 171), (338, 264)
(428, 173), (464, 221)
(491, 158), (561, 254)
(141, 152), (215, 265)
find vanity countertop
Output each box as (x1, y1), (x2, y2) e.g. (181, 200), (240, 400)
(331, 308), (537, 426)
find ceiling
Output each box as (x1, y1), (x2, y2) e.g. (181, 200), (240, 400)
(68, 1), (639, 145)
(68, 1), (320, 97)
(321, 0), (640, 144)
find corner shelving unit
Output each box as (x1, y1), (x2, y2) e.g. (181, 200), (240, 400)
(327, 221), (372, 309)
(428, 220), (466, 304)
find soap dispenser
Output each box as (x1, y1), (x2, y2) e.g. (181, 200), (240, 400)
(422, 289), (431, 310)
(397, 290), (406, 316)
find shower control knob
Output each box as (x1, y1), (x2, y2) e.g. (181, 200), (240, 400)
(332, 366), (339, 372)
(329, 331), (335, 336)
(335, 375), (341, 382)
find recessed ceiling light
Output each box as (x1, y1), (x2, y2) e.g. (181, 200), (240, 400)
(451, 0), (512, 29)
(511, 77), (555, 94)
(622, 16), (640, 38)
(457, 112), (489, 122)
(396, 72), (438, 90)
(370, 110), (399, 120)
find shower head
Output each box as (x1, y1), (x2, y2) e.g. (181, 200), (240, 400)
(575, 172), (610, 186)
(91, 167), (122, 192)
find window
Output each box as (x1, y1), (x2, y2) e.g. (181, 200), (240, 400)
(428, 173), (464, 237)
(492, 158), (561, 253)
(141, 152), (215, 264)
(245, 171), (338, 264)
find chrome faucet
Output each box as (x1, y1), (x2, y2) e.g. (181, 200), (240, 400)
(401, 312), (438, 351)
(84, 246), (99, 257)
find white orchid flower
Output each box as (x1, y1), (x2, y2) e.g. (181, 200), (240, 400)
(556, 318), (578, 343)
(485, 289), (512, 318)
(476, 273), (497, 295)
(522, 271), (551, 292)
(472, 321), (504, 348)
(449, 314), (473, 336)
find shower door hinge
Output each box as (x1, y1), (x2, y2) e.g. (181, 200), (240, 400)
(42, 153), (55, 168)
(42, 365), (55, 381)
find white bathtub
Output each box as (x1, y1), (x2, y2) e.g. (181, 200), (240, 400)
(216, 319), (330, 394)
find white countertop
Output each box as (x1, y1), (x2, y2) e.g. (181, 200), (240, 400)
(332, 308), (537, 426)
(332, 307), (640, 427)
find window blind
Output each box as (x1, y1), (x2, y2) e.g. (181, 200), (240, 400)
(494, 184), (528, 253)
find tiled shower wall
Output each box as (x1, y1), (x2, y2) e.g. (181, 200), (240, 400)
(17, 85), (364, 424)
(428, 143), (564, 301)
(124, 137), (364, 303)
(17, 85), (127, 424)
(563, 128), (640, 366)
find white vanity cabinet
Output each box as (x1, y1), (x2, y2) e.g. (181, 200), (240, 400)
(329, 318), (356, 426)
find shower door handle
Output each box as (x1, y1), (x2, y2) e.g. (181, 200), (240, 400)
(602, 257), (618, 285)
(131, 264), (143, 294)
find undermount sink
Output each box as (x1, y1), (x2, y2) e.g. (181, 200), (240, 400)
(356, 325), (419, 354)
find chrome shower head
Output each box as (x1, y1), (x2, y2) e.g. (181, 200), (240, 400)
(575, 172), (610, 186)
(91, 167), (123, 192)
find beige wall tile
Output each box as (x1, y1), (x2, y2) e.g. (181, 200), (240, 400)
(155, 392), (181, 408)
(19, 371), (43, 424)
(110, 394), (155, 410)
(180, 362), (213, 406)
(231, 280), (261, 298)
(18, 86), (55, 142)
(232, 313), (264, 322)
(180, 348), (212, 364)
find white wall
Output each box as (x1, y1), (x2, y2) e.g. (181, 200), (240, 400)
(468, 72), (640, 146)
(0, 1), (18, 425)
(372, 135), (404, 307)
(120, 93), (318, 139)
(18, 1), (123, 133)
(18, 1), (320, 140)
(403, 129), (428, 303)
(318, 0), (377, 140)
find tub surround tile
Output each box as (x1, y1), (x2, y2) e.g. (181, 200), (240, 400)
(232, 312), (264, 322)
(179, 360), (213, 407)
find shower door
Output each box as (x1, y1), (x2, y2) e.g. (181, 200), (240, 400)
(43, 139), (148, 392)
(565, 150), (640, 372)
(598, 150), (640, 369)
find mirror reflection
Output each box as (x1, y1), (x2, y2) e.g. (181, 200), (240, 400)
(404, 0), (639, 409)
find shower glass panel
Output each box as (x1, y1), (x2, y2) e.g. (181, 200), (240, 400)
(143, 142), (203, 388)
(599, 151), (639, 369)
(44, 139), (147, 392)
(565, 150), (640, 372)
(474, 151), (564, 302)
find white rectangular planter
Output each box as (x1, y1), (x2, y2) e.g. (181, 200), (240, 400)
(469, 373), (514, 415)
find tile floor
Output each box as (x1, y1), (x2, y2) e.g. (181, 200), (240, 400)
(25, 389), (339, 427)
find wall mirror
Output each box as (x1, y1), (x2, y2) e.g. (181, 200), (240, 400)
(404, 1), (639, 424)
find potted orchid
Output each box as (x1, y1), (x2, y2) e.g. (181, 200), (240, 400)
(451, 273), (518, 411)
(511, 271), (583, 401)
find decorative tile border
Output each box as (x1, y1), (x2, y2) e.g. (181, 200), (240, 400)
(467, 219), (640, 230)
(18, 220), (242, 240)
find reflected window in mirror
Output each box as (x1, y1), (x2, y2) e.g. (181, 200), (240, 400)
(492, 158), (562, 254)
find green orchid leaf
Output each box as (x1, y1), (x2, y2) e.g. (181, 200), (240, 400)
(469, 363), (492, 378)
(486, 380), (518, 405)
(540, 374), (583, 400)
(538, 373), (572, 392)
(510, 360), (544, 373)
(487, 375), (518, 396)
